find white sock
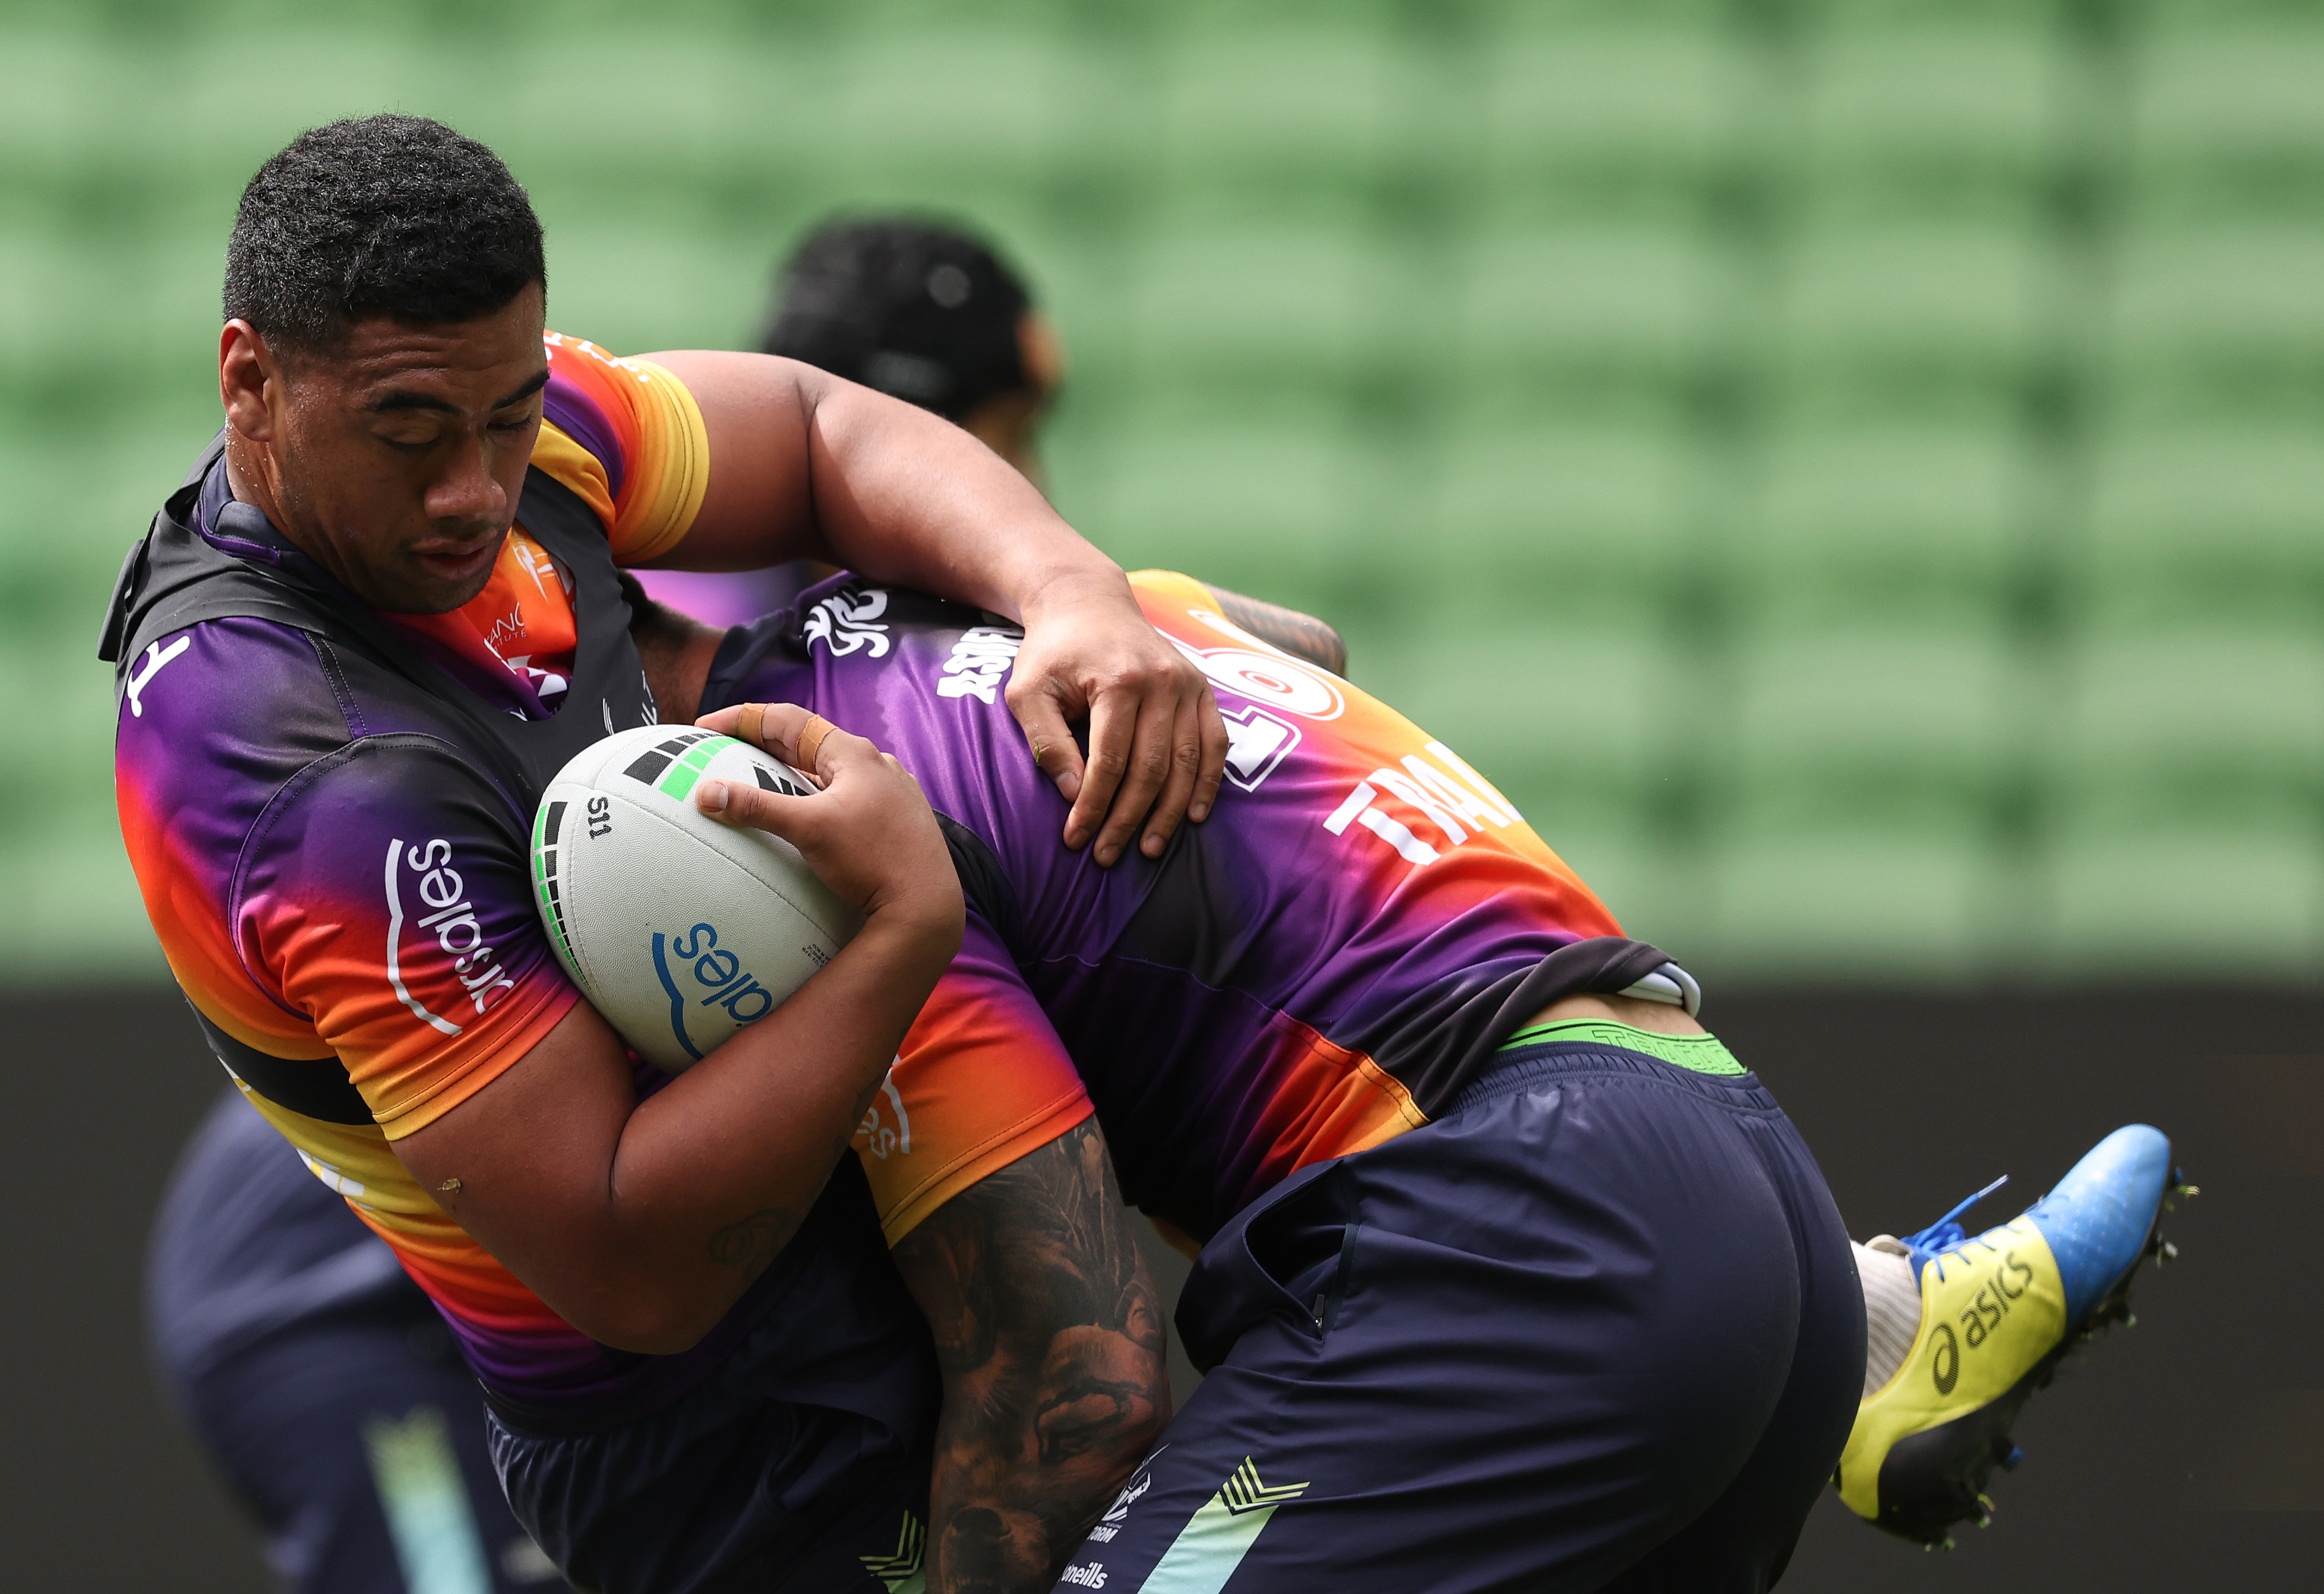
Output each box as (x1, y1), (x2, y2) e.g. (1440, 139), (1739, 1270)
(1856, 1237), (1921, 1397)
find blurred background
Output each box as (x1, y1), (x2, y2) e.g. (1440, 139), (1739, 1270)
(2, 0), (2317, 1588)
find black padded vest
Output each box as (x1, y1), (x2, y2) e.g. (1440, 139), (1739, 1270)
(100, 436), (656, 1124)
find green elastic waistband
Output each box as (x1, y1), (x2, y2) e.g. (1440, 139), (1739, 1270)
(1497, 1019), (1748, 1077)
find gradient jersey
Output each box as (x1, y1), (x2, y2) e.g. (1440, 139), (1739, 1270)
(708, 572), (1625, 1246)
(114, 334), (709, 1409)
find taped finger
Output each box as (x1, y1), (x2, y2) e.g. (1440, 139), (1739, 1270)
(796, 713), (838, 772)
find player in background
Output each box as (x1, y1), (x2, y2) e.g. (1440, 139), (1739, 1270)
(635, 217), (1056, 630)
(639, 217), (1346, 678)
(150, 1090), (563, 1592)
(114, 116), (1226, 1594)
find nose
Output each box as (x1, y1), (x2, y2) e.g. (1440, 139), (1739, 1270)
(425, 429), (506, 527)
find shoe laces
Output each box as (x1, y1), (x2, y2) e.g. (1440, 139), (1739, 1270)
(1902, 1174), (2010, 1284)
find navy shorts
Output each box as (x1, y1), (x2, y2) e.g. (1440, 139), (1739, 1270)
(488, 1157), (942, 1594)
(1054, 1040), (1864, 1594)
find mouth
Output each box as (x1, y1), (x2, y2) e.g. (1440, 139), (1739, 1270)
(411, 531), (504, 586)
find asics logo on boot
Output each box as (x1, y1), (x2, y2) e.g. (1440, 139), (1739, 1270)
(1958, 1248), (2038, 1349)
(1929, 1245), (2039, 1395)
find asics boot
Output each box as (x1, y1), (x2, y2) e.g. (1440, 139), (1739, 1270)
(1836, 1124), (2190, 1546)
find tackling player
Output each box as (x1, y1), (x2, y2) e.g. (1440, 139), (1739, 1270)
(110, 115), (1224, 1591)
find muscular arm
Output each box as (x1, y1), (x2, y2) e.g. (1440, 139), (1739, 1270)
(893, 1121), (1172, 1594)
(397, 709), (964, 1354)
(637, 351), (1087, 612)
(640, 350), (1229, 866)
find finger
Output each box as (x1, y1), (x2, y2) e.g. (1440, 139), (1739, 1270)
(1137, 692), (1210, 858)
(1069, 682), (1138, 860)
(1088, 686), (1176, 868)
(794, 713), (838, 773)
(699, 702), (854, 784)
(1185, 682), (1227, 826)
(1009, 684), (1088, 814)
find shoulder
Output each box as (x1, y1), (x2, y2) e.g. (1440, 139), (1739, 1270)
(117, 617), (518, 843)
(116, 615), (522, 948)
(535, 331), (710, 563)
(118, 613), (340, 740)
(116, 617), (355, 843)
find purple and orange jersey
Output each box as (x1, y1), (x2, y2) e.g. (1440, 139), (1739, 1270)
(115, 336), (709, 1407)
(119, 325), (1625, 1414)
(705, 570), (1625, 1247)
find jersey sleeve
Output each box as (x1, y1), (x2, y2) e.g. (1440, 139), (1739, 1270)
(533, 332), (712, 565)
(233, 737), (580, 1139)
(852, 909), (1093, 1244)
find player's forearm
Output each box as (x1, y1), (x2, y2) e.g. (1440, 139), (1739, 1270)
(409, 901), (959, 1355)
(789, 365), (1123, 625)
(923, 1394), (1161, 1594)
(642, 349), (1122, 622)
(595, 904), (959, 1340)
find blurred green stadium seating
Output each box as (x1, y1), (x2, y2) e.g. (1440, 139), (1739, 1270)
(2, 0), (2317, 986)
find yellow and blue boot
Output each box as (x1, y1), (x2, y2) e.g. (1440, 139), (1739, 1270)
(1836, 1124), (2190, 1546)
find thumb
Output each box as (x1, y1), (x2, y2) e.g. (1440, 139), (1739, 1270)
(693, 775), (811, 842)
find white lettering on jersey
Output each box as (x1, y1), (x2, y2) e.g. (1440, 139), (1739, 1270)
(124, 635), (192, 718)
(1321, 744), (1520, 868)
(936, 624), (1024, 706)
(385, 839), (517, 1028)
(857, 1069), (914, 1160)
(1221, 706), (1300, 791)
(1424, 739), (1523, 824)
(804, 589), (893, 657)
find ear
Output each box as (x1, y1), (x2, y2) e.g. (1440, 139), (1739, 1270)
(219, 320), (282, 444)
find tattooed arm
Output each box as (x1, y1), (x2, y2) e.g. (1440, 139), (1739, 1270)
(1197, 581), (1349, 678)
(892, 1121), (1173, 1594)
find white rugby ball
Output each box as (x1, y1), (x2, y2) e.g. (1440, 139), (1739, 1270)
(529, 724), (861, 1073)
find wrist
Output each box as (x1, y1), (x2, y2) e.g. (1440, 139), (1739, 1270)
(1014, 561), (1131, 628)
(861, 885), (967, 961)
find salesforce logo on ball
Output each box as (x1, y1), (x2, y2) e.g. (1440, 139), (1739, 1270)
(650, 922), (777, 1062)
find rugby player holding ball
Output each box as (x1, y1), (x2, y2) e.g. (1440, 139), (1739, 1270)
(115, 117), (2179, 1593)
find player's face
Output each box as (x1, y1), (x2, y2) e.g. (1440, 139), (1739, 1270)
(239, 284), (549, 614)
